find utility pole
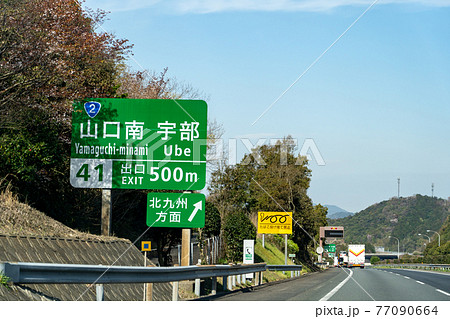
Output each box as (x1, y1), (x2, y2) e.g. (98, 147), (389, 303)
(431, 183), (434, 198)
(397, 178), (400, 198)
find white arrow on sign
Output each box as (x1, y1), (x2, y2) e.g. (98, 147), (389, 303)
(188, 201), (202, 222)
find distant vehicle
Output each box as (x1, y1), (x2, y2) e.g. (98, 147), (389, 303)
(348, 244), (365, 268)
(339, 251), (348, 267)
(333, 256), (338, 267)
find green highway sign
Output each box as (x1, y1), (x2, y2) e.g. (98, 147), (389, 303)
(70, 99), (207, 190)
(146, 192), (205, 228)
(324, 244), (336, 253)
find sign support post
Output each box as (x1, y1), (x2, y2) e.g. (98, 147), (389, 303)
(141, 241), (152, 301)
(182, 188), (192, 267)
(181, 229), (191, 266)
(285, 234), (288, 265)
(143, 251), (147, 301)
(101, 189), (112, 236)
(318, 238), (323, 263)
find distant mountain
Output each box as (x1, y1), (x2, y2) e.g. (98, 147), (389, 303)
(334, 195), (449, 253)
(325, 205), (354, 219)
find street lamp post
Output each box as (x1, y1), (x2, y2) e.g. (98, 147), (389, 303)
(426, 230), (440, 247)
(389, 236), (400, 259)
(418, 233), (431, 243)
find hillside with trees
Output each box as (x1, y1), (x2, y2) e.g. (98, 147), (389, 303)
(334, 195), (449, 254)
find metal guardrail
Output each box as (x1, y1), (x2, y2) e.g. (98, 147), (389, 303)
(0, 261), (303, 300)
(429, 264), (450, 269)
(0, 262), (267, 284)
(374, 264), (450, 271)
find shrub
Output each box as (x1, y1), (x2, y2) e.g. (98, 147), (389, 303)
(370, 256), (380, 264)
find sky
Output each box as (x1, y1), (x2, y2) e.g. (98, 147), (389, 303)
(83, 0), (450, 213)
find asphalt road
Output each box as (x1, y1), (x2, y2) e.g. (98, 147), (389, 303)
(206, 267), (450, 301)
(328, 267), (450, 301)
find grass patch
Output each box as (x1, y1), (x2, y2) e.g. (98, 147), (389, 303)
(0, 273), (11, 290)
(0, 184), (115, 241)
(255, 238), (294, 265)
(255, 238), (297, 283)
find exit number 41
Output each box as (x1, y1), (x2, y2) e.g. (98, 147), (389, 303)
(70, 159), (113, 188)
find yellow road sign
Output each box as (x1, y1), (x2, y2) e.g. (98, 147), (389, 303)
(141, 241), (152, 251)
(258, 211), (292, 234)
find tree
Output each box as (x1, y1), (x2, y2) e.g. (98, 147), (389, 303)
(365, 242), (376, 253)
(116, 67), (204, 100)
(0, 0), (131, 230)
(0, 0), (130, 122)
(203, 201), (221, 238)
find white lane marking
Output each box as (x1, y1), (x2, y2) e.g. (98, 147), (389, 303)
(416, 281), (425, 285)
(403, 276), (410, 279)
(320, 269), (353, 301)
(436, 289), (450, 296)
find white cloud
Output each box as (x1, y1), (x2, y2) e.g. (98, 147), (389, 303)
(84, 0), (450, 14)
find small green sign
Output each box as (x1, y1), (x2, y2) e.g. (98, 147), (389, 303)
(146, 192), (205, 228)
(324, 244), (336, 253)
(70, 98), (207, 190)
